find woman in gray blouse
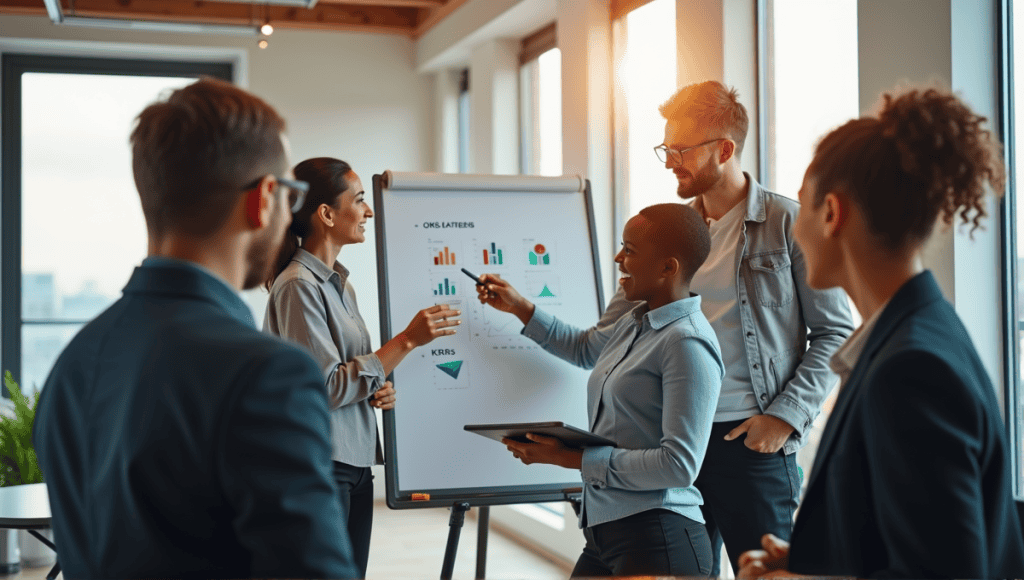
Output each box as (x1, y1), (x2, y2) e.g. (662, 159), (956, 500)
(263, 157), (461, 577)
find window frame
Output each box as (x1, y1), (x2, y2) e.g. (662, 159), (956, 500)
(999, 0), (1023, 501)
(457, 68), (470, 173)
(0, 54), (232, 393)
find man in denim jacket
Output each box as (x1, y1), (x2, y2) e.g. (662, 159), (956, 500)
(600, 80), (854, 575)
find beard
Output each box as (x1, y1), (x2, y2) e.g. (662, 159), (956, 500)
(242, 205), (288, 290)
(675, 157), (724, 201)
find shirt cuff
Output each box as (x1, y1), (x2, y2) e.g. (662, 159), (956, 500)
(580, 446), (613, 489)
(764, 393), (813, 434)
(356, 353), (387, 392)
(521, 307), (555, 342)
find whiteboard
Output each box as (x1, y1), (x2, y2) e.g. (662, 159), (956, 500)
(373, 171), (605, 509)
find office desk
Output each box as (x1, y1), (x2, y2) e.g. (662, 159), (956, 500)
(0, 483), (59, 579)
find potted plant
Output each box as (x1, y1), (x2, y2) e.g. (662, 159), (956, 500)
(0, 372), (43, 487)
(0, 372), (50, 571)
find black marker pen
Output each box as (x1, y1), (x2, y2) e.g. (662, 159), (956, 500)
(461, 267), (484, 286)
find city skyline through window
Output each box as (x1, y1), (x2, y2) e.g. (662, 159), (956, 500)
(19, 73), (193, 392)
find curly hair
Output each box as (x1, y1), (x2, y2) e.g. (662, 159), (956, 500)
(806, 87), (1005, 250)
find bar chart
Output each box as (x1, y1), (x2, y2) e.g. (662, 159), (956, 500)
(431, 276), (459, 296)
(429, 244), (458, 266)
(480, 242), (505, 266)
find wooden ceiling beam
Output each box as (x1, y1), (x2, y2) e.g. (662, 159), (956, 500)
(318, 0), (445, 8)
(0, 0), (422, 35)
(412, 0), (468, 38)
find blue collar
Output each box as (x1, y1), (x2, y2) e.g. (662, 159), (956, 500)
(632, 293), (703, 330)
(128, 258), (255, 327)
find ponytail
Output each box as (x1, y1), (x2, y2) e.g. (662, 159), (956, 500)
(263, 157), (353, 291)
(265, 227), (301, 292)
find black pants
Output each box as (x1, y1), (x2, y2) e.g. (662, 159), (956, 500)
(693, 419), (801, 575)
(571, 509), (712, 577)
(333, 461), (373, 579)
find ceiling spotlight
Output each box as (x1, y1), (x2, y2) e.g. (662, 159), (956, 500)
(258, 38), (269, 49)
(260, 22), (273, 36)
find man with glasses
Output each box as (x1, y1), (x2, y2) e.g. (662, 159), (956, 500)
(33, 78), (357, 579)
(599, 80), (853, 574)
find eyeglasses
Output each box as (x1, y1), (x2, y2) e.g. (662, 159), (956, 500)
(654, 138), (726, 164)
(244, 175), (310, 214)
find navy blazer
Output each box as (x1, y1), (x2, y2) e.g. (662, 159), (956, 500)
(789, 271), (1024, 578)
(33, 260), (357, 579)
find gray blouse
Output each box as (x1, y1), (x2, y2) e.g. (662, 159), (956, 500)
(264, 248), (385, 467)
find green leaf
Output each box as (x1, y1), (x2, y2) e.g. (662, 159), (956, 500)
(0, 372), (43, 485)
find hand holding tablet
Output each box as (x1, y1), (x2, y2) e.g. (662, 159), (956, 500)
(464, 421), (617, 449)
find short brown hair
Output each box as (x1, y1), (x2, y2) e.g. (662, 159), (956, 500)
(659, 80), (749, 157)
(130, 77), (287, 238)
(807, 87), (1004, 250)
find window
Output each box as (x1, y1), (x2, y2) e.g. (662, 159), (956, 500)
(765, 0), (859, 202)
(763, 0), (859, 492)
(614, 0), (678, 227)
(520, 24), (562, 177)
(1, 55), (232, 394)
(1003, 0), (1024, 500)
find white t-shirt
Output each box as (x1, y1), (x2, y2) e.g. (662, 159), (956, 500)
(691, 200), (761, 422)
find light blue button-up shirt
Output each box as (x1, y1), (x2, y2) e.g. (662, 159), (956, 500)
(595, 174), (854, 454)
(522, 295), (724, 528)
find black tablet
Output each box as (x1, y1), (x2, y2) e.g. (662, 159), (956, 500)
(464, 421), (617, 449)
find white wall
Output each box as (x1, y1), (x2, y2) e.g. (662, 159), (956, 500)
(857, 0), (1006, 411)
(0, 13), (436, 345)
(468, 38), (521, 174)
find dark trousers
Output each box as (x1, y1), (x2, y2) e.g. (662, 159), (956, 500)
(693, 419), (800, 575)
(571, 509), (712, 577)
(333, 461), (373, 579)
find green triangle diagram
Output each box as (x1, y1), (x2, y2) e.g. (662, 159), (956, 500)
(436, 360), (463, 379)
(538, 285), (556, 298)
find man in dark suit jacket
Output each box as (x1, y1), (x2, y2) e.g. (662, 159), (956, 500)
(33, 78), (357, 579)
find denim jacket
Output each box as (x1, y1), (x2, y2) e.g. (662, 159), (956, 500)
(600, 174), (854, 455)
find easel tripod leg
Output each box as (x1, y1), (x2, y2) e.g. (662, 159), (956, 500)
(475, 506), (489, 579)
(440, 502), (470, 580)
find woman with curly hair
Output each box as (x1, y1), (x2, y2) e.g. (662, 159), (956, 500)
(737, 87), (1024, 578)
